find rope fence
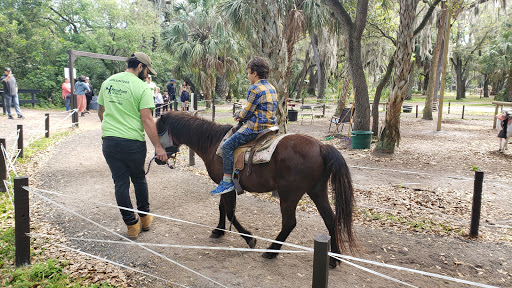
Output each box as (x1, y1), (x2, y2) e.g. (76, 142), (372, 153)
(16, 184), (500, 288)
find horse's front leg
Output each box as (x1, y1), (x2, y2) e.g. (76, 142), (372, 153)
(210, 198), (227, 238)
(217, 192), (257, 248)
(263, 195), (300, 260)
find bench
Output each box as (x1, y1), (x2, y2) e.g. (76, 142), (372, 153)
(1, 89), (41, 114)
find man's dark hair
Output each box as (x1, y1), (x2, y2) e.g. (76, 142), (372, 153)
(127, 57), (146, 70)
(246, 57), (270, 79)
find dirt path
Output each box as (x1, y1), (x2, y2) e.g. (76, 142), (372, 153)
(3, 107), (511, 287)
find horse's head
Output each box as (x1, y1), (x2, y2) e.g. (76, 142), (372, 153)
(156, 112), (180, 155)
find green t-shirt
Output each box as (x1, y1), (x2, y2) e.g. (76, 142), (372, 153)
(97, 72), (155, 142)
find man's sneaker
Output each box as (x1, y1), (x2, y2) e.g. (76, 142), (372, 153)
(17, 115), (24, 119)
(140, 214), (154, 231)
(8, 115), (13, 119)
(210, 180), (235, 195)
(126, 221), (141, 240)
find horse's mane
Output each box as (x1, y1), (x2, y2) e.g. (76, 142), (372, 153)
(157, 111), (232, 153)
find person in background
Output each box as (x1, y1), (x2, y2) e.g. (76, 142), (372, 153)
(85, 76), (94, 113)
(1, 67), (23, 119)
(62, 77), (72, 111)
(97, 52), (167, 240)
(179, 82), (190, 111)
(74, 75), (91, 117)
(167, 79), (176, 110)
(154, 87), (163, 117)
(147, 75), (157, 116)
(210, 57), (277, 195)
(162, 89), (169, 112)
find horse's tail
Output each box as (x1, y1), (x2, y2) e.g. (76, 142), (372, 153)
(320, 144), (356, 253)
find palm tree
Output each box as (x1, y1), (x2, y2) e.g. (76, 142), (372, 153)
(219, 0), (306, 133)
(161, 0), (241, 105)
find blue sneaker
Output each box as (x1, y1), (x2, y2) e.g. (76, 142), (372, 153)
(210, 180), (235, 195)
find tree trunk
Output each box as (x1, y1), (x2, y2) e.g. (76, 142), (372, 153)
(295, 46), (311, 100)
(372, 57), (394, 136)
(452, 56), (465, 100)
(215, 74), (227, 100)
(311, 34), (327, 100)
(424, 2), (447, 120)
(307, 68), (317, 96)
(377, 0), (419, 153)
(336, 67), (352, 116)
(405, 65), (415, 100)
(483, 74), (489, 98)
(325, 0), (371, 131)
(507, 66), (512, 102)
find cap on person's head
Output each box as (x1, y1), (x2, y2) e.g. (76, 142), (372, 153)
(5, 68), (11, 72)
(164, 89), (168, 92)
(131, 52), (157, 75)
(170, 79), (175, 82)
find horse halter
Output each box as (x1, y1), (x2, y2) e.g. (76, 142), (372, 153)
(158, 129), (180, 159)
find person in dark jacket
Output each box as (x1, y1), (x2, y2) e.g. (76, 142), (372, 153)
(85, 77), (94, 112)
(166, 79), (176, 108)
(1, 67), (23, 119)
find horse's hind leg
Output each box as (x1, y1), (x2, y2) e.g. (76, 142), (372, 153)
(308, 183), (340, 268)
(210, 198), (227, 238)
(263, 192), (301, 259)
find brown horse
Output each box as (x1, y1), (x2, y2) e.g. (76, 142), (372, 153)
(156, 111), (355, 268)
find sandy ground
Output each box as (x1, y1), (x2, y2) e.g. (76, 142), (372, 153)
(1, 104), (511, 288)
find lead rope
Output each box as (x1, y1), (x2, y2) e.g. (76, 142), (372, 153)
(145, 154), (176, 175)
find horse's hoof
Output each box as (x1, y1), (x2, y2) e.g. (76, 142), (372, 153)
(246, 238), (257, 248)
(210, 230), (224, 238)
(262, 252), (277, 259)
(329, 258), (340, 269)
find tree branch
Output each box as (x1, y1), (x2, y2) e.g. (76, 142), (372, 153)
(413, 0), (443, 37)
(354, 0), (370, 38)
(368, 22), (396, 46)
(49, 7), (79, 34)
(324, 0), (354, 32)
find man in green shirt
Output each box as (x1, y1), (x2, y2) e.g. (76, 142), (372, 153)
(98, 52), (167, 240)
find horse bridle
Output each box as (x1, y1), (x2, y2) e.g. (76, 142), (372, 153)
(157, 129), (180, 163)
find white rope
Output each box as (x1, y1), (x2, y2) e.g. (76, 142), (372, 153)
(51, 109), (76, 131)
(25, 115), (48, 147)
(28, 189), (228, 288)
(24, 186), (503, 287)
(28, 233), (310, 254)
(350, 165), (473, 181)
(1, 144), (18, 177)
(2, 179), (14, 207)
(49, 242), (190, 288)
(328, 253), (499, 288)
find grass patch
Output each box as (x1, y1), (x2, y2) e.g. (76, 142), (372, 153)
(0, 129), (120, 287)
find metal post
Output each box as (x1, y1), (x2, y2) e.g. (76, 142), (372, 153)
(193, 93), (198, 110)
(233, 103), (236, 115)
(45, 113), (50, 138)
(174, 100), (178, 111)
(14, 176), (30, 267)
(416, 105), (418, 118)
(17, 124), (23, 158)
(68, 50), (79, 126)
(462, 105), (465, 119)
(448, 102), (451, 114)
(212, 99), (216, 122)
(312, 234), (330, 288)
(189, 147), (195, 166)
(0, 138), (6, 192)
(322, 104), (325, 117)
(470, 171), (484, 237)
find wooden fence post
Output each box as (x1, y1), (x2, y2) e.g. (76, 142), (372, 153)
(17, 125), (23, 158)
(462, 105), (465, 119)
(470, 171), (484, 237)
(312, 234), (330, 288)
(14, 176), (30, 267)
(45, 113), (50, 138)
(212, 99), (216, 122)
(0, 138), (6, 192)
(416, 105), (418, 118)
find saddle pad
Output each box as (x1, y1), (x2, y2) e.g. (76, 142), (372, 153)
(216, 132), (292, 164)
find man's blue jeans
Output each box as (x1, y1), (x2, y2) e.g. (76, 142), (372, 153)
(102, 136), (149, 225)
(5, 93), (22, 117)
(222, 132), (258, 175)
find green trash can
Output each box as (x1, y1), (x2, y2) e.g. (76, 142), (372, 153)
(350, 131), (373, 149)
